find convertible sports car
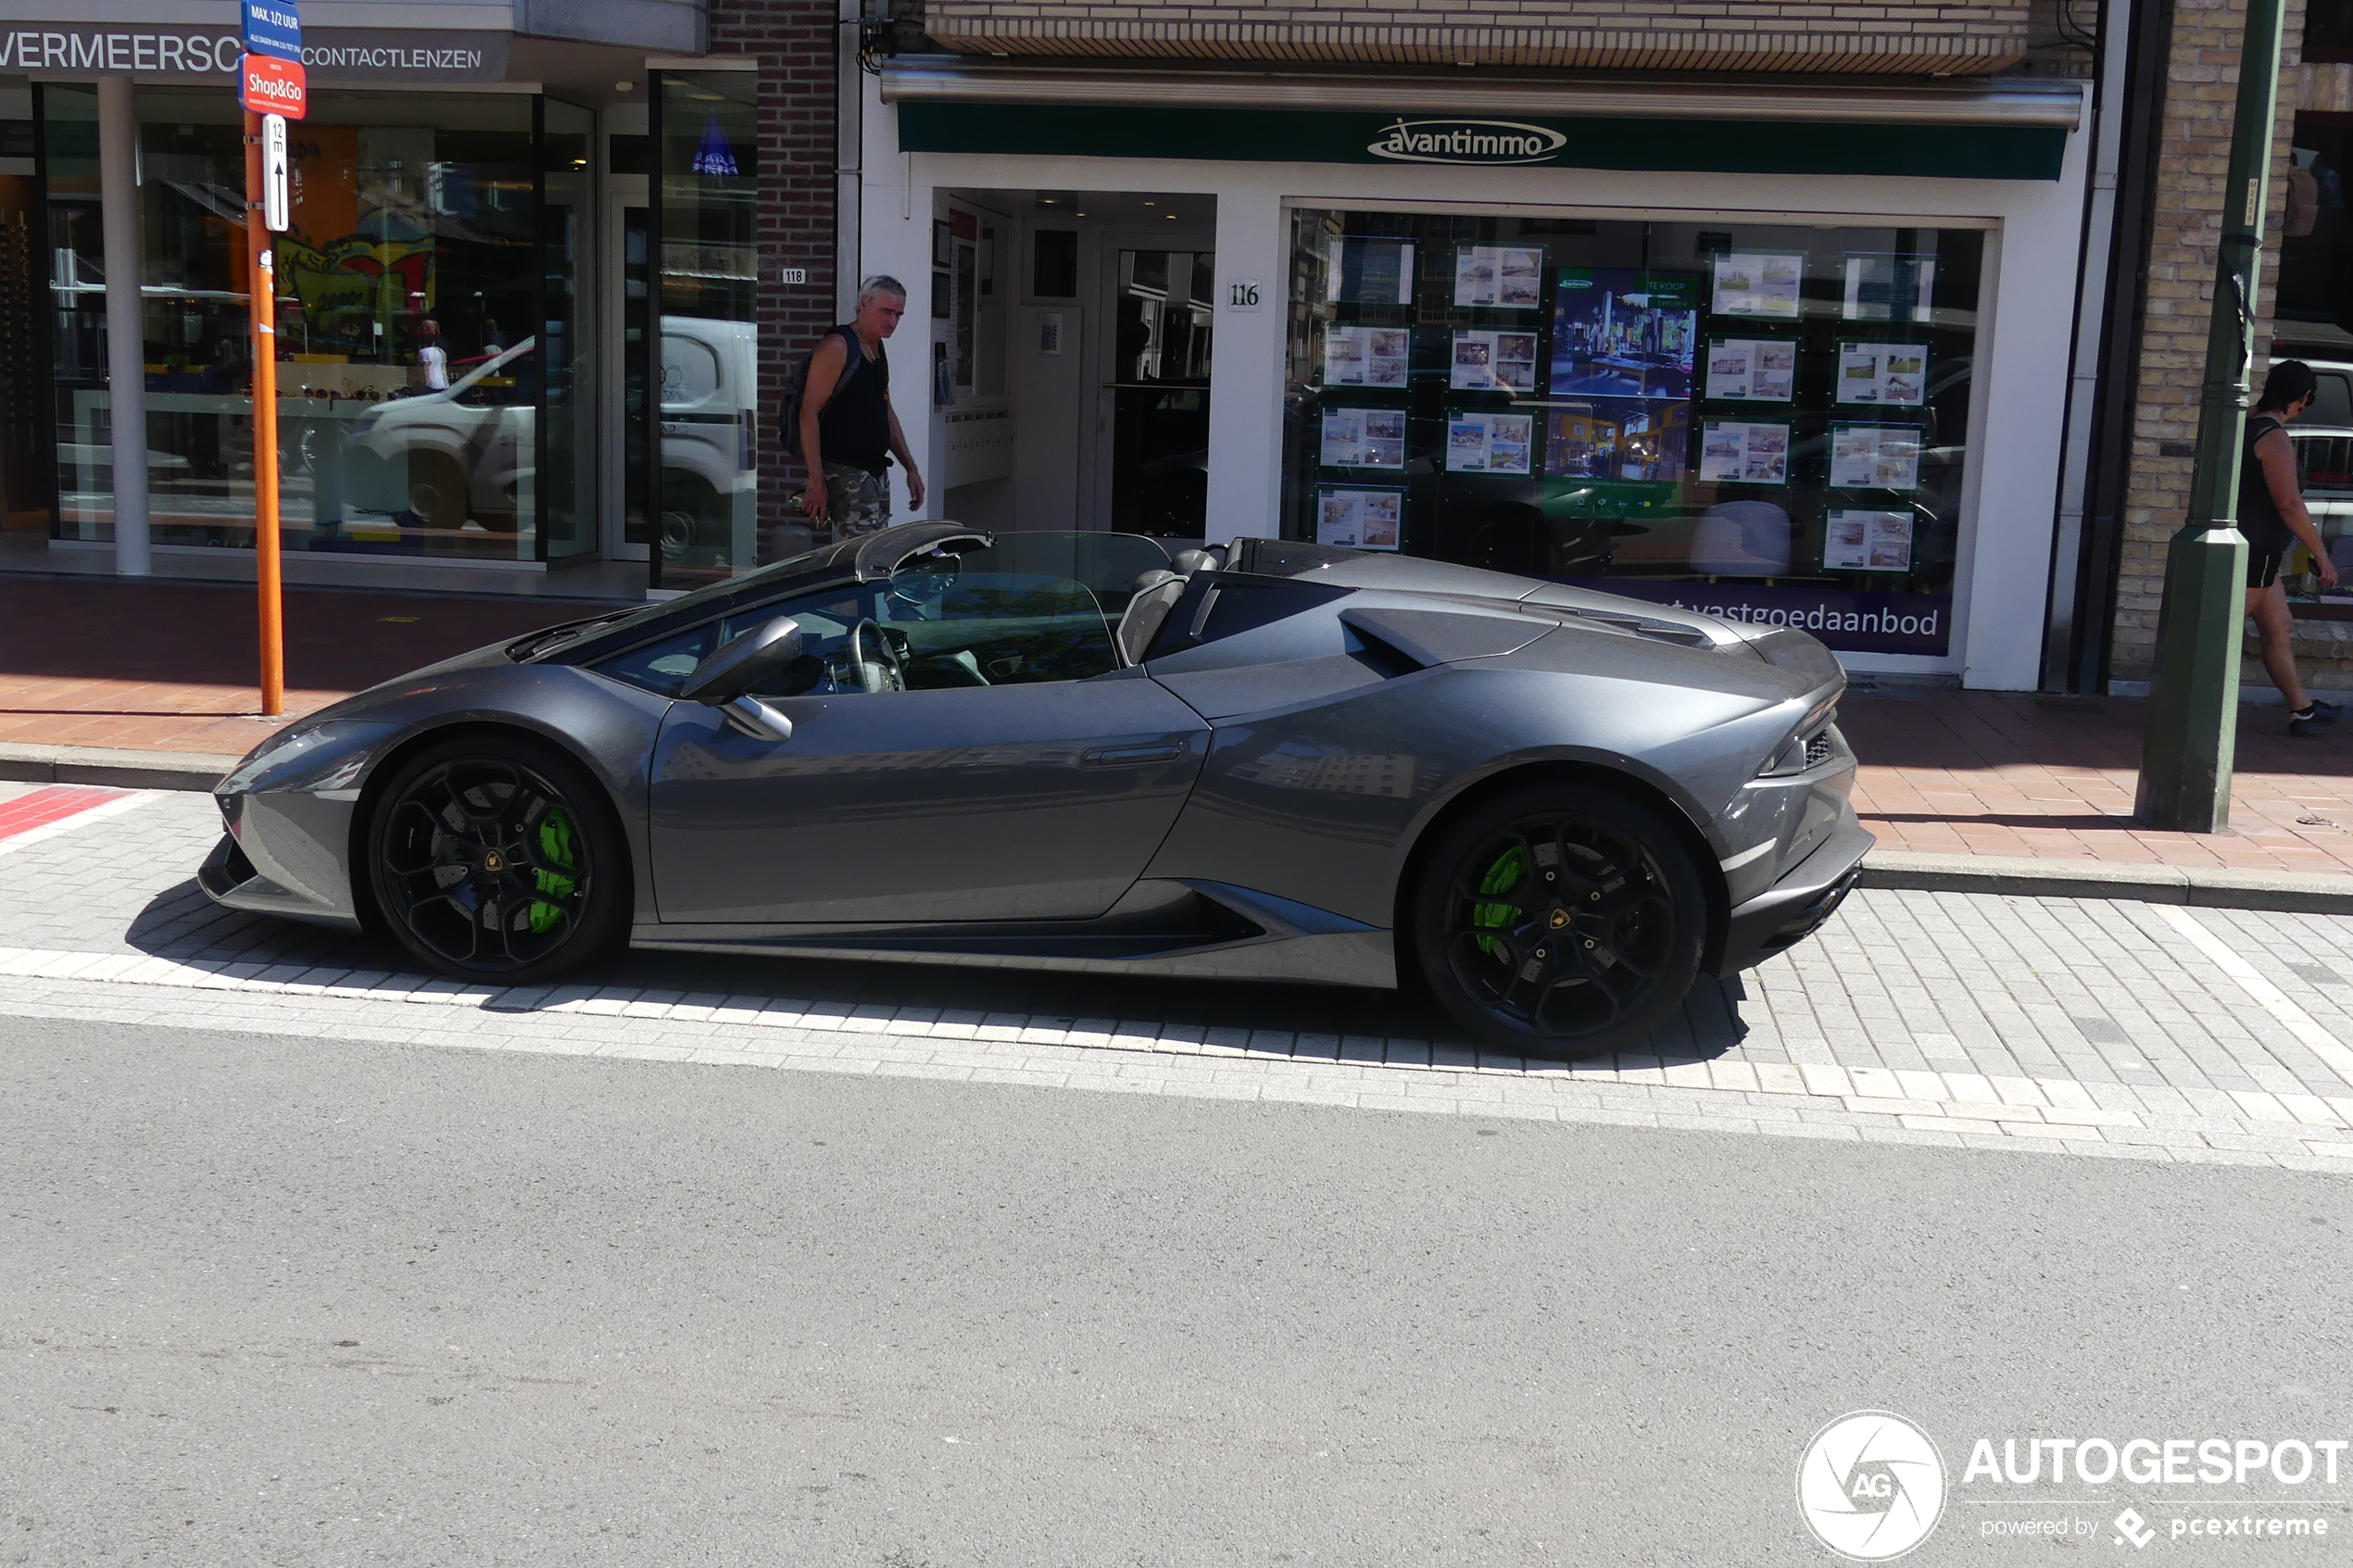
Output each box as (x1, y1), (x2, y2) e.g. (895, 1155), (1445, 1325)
(198, 523), (1869, 1057)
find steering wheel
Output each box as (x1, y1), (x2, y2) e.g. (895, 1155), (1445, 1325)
(847, 619), (907, 694)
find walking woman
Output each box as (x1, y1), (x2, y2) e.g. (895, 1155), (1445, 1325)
(2242, 360), (2343, 734)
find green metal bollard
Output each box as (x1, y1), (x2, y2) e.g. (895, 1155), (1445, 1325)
(2134, 524), (2248, 831)
(2134, 0), (2285, 834)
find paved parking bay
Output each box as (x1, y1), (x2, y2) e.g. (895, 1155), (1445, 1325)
(7, 787), (2353, 1171)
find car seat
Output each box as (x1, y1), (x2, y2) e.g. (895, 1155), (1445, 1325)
(1115, 569), (1189, 665)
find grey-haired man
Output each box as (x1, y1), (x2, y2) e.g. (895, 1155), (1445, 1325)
(798, 276), (925, 539)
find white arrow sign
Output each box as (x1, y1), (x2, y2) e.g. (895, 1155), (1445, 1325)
(261, 112), (289, 232)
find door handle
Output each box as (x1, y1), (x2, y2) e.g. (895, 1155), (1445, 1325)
(1079, 741), (1186, 767)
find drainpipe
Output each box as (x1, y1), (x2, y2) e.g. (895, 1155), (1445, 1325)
(837, 0), (866, 321)
(2062, 0), (2176, 693)
(96, 75), (149, 576)
(2041, 0), (2133, 690)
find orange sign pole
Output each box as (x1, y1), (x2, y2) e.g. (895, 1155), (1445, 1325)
(243, 108), (284, 718)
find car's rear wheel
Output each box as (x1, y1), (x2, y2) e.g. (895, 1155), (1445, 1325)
(365, 736), (630, 985)
(1412, 782), (1705, 1060)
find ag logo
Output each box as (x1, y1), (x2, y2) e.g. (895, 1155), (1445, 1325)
(1796, 1411), (1945, 1562)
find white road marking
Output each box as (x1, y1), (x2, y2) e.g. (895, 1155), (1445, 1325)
(2151, 904), (2353, 1088)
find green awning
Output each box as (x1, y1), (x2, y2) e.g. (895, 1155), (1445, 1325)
(896, 100), (2066, 181)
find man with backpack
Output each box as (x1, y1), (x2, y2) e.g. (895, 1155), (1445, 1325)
(795, 276), (925, 540)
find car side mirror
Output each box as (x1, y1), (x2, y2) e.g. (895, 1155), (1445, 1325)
(680, 617), (803, 741)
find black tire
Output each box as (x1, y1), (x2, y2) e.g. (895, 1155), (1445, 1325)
(406, 452), (471, 533)
(365, 735), (631, 985)
(1411, 781), (1706, 1060)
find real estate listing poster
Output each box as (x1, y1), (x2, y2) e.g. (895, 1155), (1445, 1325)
(1823, 508), (1917, 572)
(1319, 407), (1408, 469)
(1327, 238), (1416, 306)
(1551, 269), (1701, 400)
(1453, 245), (1546, 308)
(1316, 486), (1403, 549)
(1709, 252), (1805, 319)
(1452, 330), (1539, 392)
(1835, 343), (1929, 406)
(1698, 420), (1791, 485)
(1323, 325), (1411, 389)
(1705, 338), (1798, 403)
(1830, 423), (1924, 490)
(1445, 411), (1535, 474)
(1843, 253), (1938, 322)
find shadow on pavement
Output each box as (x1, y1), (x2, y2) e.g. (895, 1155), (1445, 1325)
(122, 881), (1751, 1068)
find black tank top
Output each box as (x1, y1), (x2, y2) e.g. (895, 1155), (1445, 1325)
(816, 325), (891, 478)
(2239, 413), (2294, 552)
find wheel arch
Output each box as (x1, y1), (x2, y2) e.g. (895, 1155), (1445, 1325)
(1390, 759), (1733, 980)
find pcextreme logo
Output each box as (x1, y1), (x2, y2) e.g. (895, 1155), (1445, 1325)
(1798, 1411), (1949, 1562)
(1365, 119), (1567, 164)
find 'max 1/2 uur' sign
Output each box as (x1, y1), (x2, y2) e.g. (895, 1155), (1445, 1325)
(240, 0), (300, 62)
(240, 51), (306, 119)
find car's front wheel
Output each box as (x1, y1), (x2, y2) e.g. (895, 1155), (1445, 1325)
(365, 736), (630, 985)
(1412, 782), (1706, 1060)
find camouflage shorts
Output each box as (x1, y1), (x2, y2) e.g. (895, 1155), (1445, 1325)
(824, 464), (890, 539)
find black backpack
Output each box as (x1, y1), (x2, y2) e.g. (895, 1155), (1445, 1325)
(781, 325), (864, 446)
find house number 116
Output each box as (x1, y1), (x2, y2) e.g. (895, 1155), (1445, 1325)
(1227, 281), (1263, 310)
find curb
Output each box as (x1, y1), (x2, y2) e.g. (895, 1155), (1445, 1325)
(1863, 850), (2353, 916)
(0, 744), (235, 794)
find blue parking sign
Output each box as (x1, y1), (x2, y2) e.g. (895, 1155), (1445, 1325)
(241, 0), (301, 62)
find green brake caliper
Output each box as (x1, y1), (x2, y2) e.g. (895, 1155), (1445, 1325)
(528, 808), (579, 935)
(1472, 846), (1523, 959)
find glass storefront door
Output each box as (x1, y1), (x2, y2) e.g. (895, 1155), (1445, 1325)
(652, 69), (757, 590)
(41, 86), (592, 566)
(1107, 248), (1213, 536)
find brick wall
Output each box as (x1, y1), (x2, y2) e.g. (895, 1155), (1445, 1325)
(922, 0), (2029, 73)
(708, 0), (839, 542)
(2110, 0), (2307, 684)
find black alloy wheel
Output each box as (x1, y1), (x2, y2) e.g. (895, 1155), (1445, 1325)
(1413, 782), (1705, 1059)
(367, 737), (629, 984)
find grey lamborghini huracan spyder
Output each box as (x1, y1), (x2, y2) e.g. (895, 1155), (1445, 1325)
(199, 522), (1869, 1057)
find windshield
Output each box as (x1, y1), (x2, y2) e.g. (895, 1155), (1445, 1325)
(529, 532), (1177, 662)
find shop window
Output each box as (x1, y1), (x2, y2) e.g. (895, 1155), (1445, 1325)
(2275, 113), (2353, 618)
(43, 87), (555, 563)
(1280, 208), (1984, 659)
(2309, 0), (2353, 62)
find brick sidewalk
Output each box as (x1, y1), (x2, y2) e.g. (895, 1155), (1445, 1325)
(6, 576), (2353, 877)
(1843, 689), (2353, 877)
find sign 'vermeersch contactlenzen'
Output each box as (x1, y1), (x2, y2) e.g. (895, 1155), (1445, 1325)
(1368, 119), (1569, 165)
(0, 23), (508, 82)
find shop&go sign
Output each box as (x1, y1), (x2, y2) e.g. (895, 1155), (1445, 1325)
(239, 51), (306, 119)
(240, 0), (300, 62)
(1367, 119), (1569, 166)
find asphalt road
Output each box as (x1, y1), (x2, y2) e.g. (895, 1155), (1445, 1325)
(5, 1015), (2349, 1567)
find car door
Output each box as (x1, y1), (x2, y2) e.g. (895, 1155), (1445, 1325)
(631, 568), (1208, 925)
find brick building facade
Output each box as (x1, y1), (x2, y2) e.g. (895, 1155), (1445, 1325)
(919, 0), (2032, 74)
(2108, 0), (2353, 695)
(708, 0), (849, 542)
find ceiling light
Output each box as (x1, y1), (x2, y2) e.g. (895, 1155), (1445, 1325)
(615, 81), (634, 92)
(1143, 200), (1155, 207)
